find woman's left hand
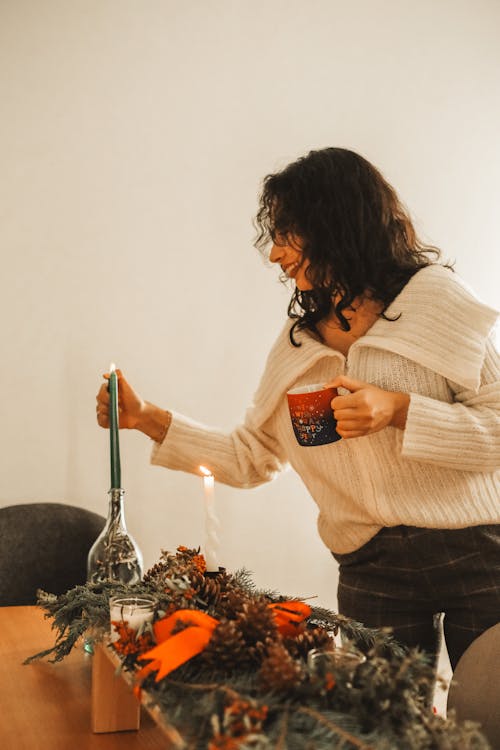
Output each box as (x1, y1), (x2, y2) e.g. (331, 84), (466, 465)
(324, 376), (410, 439)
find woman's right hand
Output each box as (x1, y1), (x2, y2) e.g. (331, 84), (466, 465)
(96, 369), (146, 430)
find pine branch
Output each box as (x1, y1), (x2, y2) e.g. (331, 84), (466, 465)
(298, 706), (375, 750)
(275, 708), (289, 750)
(25, 546), (491, 750)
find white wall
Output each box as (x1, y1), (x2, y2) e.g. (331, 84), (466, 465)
(1, 0), (499, 609)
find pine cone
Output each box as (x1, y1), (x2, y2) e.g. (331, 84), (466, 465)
(246, 636), (274, 666)
(235, 597), (277, 645)
(143, 561), (166, 583)
(202, 595), (278, 672)
(259, 642), (304, 692)
(144, 546), (205, 584)
(202, 618), (249, 671)
(217, 588), (253, 618)
(284, 626), (334, 661)
(194, 575), (225, 609)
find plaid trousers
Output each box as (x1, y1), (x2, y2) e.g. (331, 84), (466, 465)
(332, 524), (500, 670)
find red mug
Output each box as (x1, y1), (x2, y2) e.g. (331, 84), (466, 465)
(287, 384), (341, 447)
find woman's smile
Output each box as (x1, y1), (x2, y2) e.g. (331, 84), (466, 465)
(269, 234), (313, 290)
(281, 260), (301, 278)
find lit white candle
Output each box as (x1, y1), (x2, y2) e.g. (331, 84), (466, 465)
(200, 465), (220, 572)
(109, 597), (155, 642)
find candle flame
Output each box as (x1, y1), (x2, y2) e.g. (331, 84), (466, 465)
(199, 465), (213, 477)
(110, 362), (116, 373)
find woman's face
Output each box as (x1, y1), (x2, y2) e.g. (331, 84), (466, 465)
(269, 233), (313, 291)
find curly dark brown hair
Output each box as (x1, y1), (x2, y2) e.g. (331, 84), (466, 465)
(254, 147), (449, 345)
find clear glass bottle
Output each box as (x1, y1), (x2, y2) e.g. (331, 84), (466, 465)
(87, 488), (142, 585)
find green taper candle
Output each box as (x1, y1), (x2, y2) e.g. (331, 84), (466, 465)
(109, 363), (121, 489)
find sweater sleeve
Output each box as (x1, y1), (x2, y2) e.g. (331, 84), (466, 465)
(149, 320), (337, 488)
(150, 409), (287, 488)
(401, 335), (500, 471)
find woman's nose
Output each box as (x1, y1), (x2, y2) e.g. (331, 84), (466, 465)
(269, 243), (283, 264)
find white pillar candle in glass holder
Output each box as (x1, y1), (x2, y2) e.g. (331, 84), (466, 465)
(307, 646), (366, 680)
(109, 596), (156, 642)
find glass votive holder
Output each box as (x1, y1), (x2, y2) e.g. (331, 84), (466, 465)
(307, 646), (366, 680)
(109, 596), (156, 643)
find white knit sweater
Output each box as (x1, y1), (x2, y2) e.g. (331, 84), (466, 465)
(152, 265), (500, 554)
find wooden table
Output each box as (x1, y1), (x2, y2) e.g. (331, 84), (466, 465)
(0, 606), (169, 750)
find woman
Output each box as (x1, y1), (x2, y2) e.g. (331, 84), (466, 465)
(96, 147), (500, 671)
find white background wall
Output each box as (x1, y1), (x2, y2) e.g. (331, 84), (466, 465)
(1, 0), (499, 616)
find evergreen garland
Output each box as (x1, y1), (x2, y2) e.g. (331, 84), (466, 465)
(26, 546), (490, 750)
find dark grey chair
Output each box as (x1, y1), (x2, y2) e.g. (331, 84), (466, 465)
(447, 622), (500, 748)
(0, 502), (105, 605)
